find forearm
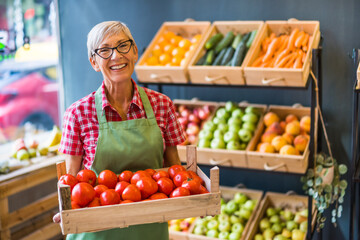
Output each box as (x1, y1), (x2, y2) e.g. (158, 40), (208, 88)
(65, 154), (83, 176)
(163, 145), (181, 167)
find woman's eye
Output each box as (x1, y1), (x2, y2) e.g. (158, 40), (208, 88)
(99, 49), (110, 53)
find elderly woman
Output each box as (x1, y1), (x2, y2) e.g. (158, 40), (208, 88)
(55, 21), (186, 240)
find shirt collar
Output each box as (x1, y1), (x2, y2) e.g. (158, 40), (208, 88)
(100, 79), (144, 112)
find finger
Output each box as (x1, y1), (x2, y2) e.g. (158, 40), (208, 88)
(53, 213), (61, 223)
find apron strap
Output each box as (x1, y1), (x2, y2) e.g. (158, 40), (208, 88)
(138, 87), (156, 120)
(95, 86), (108, 124)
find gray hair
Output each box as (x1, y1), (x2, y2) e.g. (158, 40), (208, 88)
(87, 21), (135, 59)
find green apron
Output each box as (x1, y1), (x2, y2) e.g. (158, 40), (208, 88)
(67, 85), (168, 240)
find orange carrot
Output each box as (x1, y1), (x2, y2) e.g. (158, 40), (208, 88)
(301, 33), (310, 47)
(295, 31), (306, 48)
(263, 37), (280, 62)
(274, 49), (290, 66)
(261, 37), (272, 52)
(284, 52), (298, 68)
(252, 55), (264, 67)
(287, 28), (299, 50)
(277, 35), (289, 53)
(293, 51), (304, 68)
(275, 52), (296, 68)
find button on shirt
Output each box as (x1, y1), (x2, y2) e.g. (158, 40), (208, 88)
(59, 81), (186, 169)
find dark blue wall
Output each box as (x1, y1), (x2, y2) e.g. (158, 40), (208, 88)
(57, 0), (359, 239)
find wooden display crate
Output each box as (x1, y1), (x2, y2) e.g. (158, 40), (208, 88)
(178, 102), (267, 169)
(169, 229), (191, 240)
(246, 192), (315, 240)
(188, 21), (264, 85)
(56, 146), (221, 235)
(246, 105), (315, 174)
(244, 20), (320, 87)
(185, 186), (263, 240)
(357, 61), (360, 89)
(0, 155), (64, 240)
(135, 21), (211, 83)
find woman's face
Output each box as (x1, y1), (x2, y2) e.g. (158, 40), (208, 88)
(90, 32), (138, 84)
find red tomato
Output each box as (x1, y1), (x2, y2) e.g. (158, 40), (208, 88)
(100, 189), (121, 206)
(98, 170), (118, 189)
(71, 201), (81, 209)
(120, 200), (134, 204)
(168, 165), (186, 179)
(187, 170), (198, 178)
(173, 171), (191, 187)
(157, 177), (174, 196)
(76, 169), (97, 186)
(145, 168), (156, 176)
(187, 170), (205, 186)
(152, 170), (170, 181)
(115, 181), (130, 199)
(122, 184), (142, 202)
(170, 187), (190, 198)
(130, 171), (151, 185)
(181, 179), (202, 195)
(59, 174), (78, 191)
(119, 170), (133, 183)
(199, 185), (209, 194)
(94, 184), (109, 198)
(136, 177), (158, 199)
(149, 192), (168, 200)
(71, 182), (96, 207)
(88, 197), (101, 207)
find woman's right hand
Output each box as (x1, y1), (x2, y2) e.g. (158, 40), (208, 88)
(53, 212), (61, 223)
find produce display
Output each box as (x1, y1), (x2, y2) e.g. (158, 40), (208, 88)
(196, 30), (258, 67)
(252, 206), (308, 240)
(198, 101), (260, 150)
(64, 164), (209, 209)
(175, 103), (214, 145)
(255, 112), (310, 155)
(251, 28), (311, 68)
(168, 217), (196, 232)
(192, 192), (257, 239)
(144, 31), (202, 66)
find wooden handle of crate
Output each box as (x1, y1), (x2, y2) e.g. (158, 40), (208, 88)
(150, 73), (172, 82)
(210, 166), (219, 193)
(186, 145), (197, 172)
(261, 77), (285, 85)
(56, 160), (66, 180)
(58, 183), (72, 211)
(264, 162), (286, 171)
(205, 75), (228, 83)
(209, 158), (232, 166)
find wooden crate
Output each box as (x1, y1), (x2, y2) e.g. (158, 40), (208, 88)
(185, 186), (263, 240)
(57, 146), (221, 235)
(0, 155), (64, 240)
(178, 102), (267, 168)
(135, 21), (211, 83)
(246, 105), (314, 174)
(357, 61), (360, 88)
(246, 192), (315, 240)
(188, 21), (264, 85)
(169, 230), (191, 240)
(244, 20), (320, 87)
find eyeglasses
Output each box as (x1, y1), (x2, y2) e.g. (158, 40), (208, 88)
(93, 39), (133, 59)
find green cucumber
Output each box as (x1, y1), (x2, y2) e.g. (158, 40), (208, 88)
(214, 31), (235, 54)
(195, 53), (207, 65)
(205, 33), (224, 50)
(231, 41), (246, 67)
(205, 49), (215, 65)
(220, 47), (235, 66)
(212, 48), (227, 66)
(246, 30), (258, 48)
(231, 34), (243, 49)
(241, 32), (251, 44)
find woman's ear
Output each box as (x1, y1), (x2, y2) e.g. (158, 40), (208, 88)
(133, 44), (138, 63)
(89, 57), (101, 72)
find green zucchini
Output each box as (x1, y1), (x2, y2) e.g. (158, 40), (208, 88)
(214, 31), (235, 54)
(220, 47), (235, 66)
(231, 41), (246, 67)
(205, 49), (215, 65)
(246, 30), (258, 48)
(231, 34), (243, 49)
(212, 48), (227, 66)
(241, 32), (251, 45)
(195, 53), (207, 65)
(205, 33), (224, 50)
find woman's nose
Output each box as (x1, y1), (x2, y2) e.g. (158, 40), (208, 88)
(111, 49), (123, 60)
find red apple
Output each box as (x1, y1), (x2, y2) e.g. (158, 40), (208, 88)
(188, 113), (200, 124)
(178, 105), (187, 113)
(186, 124), (200, 136)
(181, 109), (190, 119)
(178, 117), (188, 126)
(198, 108), (210, 120)
(187, 134), (197, 144)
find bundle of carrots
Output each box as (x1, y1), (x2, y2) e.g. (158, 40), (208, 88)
(251, 28), (311, 68)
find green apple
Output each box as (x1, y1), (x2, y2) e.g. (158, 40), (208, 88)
(259, 218), (271, 232)
(234, 192), (248, 205)
(238, 129), (253, 142)
(38, 146), (49, 156)
(207, 219), (219, 230)
(16, 149), (30, 160)
(203, 121), (217, 132)
(225, 200), (238, 214)
(213, 129), (225, 139)
(221, 198), (226, 205)
(230, 215), (241, 224)
(225, 101), (238, 112)
(218, 231), (230, 239)
(193, 225), (207, 235)
(266, 207), (277, 217)
(213, 117), (227, 125)
(231, 222), (244, 234)
(282, 228), (292, 238)
(217, 123), (229, 132)
(254, 233), (265, 240)
(223, 131), (240, 143)
(195, 218), (208, 227)
(242, 122), (257, 132)
(243, 199), (257, 211)
(210, 138), (226, 149)
(238, 208), (252, 220)
(282, 209), (294, 221)
(218, 220), (231, 232)
(271, 223), (282, 234)
(216, 108), (231, 120)
(273, 234), (288, 240)
(226, 140), (242, 150)
(245, 106), (259, 115)
(221, 204), (227, 214)
(263, 228), (275, 239)
(199, 129), (213, 140)
(228, 231), (241, 240)
(227, 117), (242, 127)
(269, 215), (281, 224)
(228, 124), (241, 133)
(198, 138), (211, 148)
(291, 229), (305, 240)
(299, 209), (308, 217)
(242, 113), (259, 124)
(299, 220), (308, 232)
(218, 213), (230, 223)
(28, 148), (37, 158)
(286, 220), (298, 231)
(206, 229), (219, 238)
(231, 108), (244, 119)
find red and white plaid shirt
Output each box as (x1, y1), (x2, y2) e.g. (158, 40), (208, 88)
(59, 80), (185, 169)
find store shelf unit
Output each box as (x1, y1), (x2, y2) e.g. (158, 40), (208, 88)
(138, 48), (322, 239)
(350, 48), (360, 240)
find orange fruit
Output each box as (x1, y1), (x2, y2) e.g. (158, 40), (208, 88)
(170, 36), (182, 46)
(159, 53), (172, 65)
(152, 44), (162, 57)
(163, 44), (175, 54)
(189, 44), (196, 52)
(171, 56), (182, 66)
(146, 56), (159, 66)
(184, 50), (191, 59)
(164, 31), (176, 41)
(157, 36), (169, 49)
(180, 59), (187, 66)
(171, 47), (185, 58)
(191, 34), (202, 43)
(178, 39), (191, 50)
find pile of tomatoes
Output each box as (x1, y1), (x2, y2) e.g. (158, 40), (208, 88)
(58, 165), (209, 209)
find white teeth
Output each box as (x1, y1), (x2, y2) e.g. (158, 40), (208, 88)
(110, 64), (126, 70)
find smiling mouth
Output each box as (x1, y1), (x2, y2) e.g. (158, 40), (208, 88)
(110, 64), (127, 70)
